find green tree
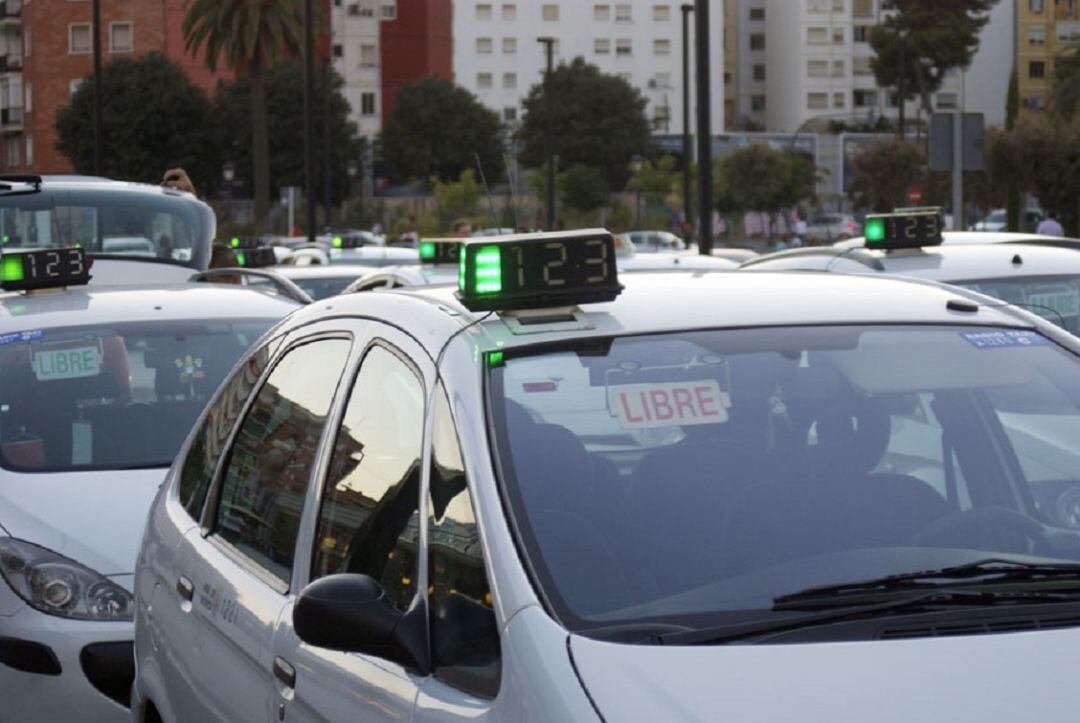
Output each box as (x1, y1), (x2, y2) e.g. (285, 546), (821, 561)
(869, 0), (996, 118)
(1051, 47), (1080, 120)
(215, 61), (364, 207)
(381, 77), (503, 183)
(1005, 64), (1022, 230)
(627, 155), (679, 208)
(559, 164), (609, 215)
(55, 53), (221, 190)
(1012, 115), (1080, 235)
(518, 57), (650, 189)
(183, 0), (306, 229)
(716, 145), (817, 226)
(432, 169), (483, 226)
(848, 138), (925, 212)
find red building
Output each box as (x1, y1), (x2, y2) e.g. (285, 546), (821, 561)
(379, 0), (451, 121)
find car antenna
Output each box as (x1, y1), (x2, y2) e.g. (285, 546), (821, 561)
(474, 153), (501, 231)
(503, 152), (520, 230)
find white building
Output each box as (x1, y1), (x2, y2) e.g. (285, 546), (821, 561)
(731, 0), (767, 130)
(330, 0), (391, 138)
(763, 0), (1013, 133)
(452, 1), (723, 135)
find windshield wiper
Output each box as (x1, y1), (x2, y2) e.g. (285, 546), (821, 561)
(774, 558), (1080, 610)
(654, 587), (1080, 646)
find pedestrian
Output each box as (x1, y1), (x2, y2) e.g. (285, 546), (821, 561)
(162, 168), (197, 195)
(1036, 211), (1064, 237)
(454, 220), (473, 237)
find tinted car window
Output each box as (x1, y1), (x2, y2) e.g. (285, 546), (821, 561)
(956, 275), (1080, 334)
(0, 319), (273, 473)
(311, 344), (424, 611)
(428, 386), (500, 698)
(215, 338), (350, 584)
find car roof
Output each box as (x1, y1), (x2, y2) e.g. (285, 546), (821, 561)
(835, 230), (1080, 249)
(743, 241), (1080, 281)
(0, 282), (300, 331)
(12, 175), (200, 202)
(270, 264), (377, 279)
(618, 253), (737, 271)
(281, 270), (1036, 358)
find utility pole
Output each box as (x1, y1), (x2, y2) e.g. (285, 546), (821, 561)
(694, 0), (712, 254)
(538, 37), (556, 230)
(91, 0), (102, 175)
(680, 4), (694, 242)
(303, 0), (317, 243)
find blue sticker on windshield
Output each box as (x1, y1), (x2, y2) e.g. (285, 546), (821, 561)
(960, 330), (1051, 349)
(0, 329), (44, 346)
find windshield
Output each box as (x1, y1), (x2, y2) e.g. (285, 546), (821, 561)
(956, 276), (1080, 334)
(0, 318), (273, 472)
(489, 325), (1080, 631)
(0, 187), (213, 270)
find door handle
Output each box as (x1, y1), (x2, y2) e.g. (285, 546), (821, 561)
(176, 575), (194, 602)
(273, 656), (296, 688)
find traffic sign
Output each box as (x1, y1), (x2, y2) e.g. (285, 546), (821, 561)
(907, 186), (924, 205)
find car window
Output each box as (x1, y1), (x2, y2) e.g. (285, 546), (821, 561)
(179, 338), (280, 519)
(0, 318), (274, 473)
(428, 385), (500, 698)
(214, 338), (350, 584)
(956, 276), (1080, 334)
(311, 344), (424, 611)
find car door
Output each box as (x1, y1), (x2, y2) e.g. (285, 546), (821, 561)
(271, 326), (432, 722)
(169, 333), (353, 722)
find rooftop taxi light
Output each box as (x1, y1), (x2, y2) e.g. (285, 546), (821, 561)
(234, 247), (276, 268)
(419, 238), (461, 265)
(230, 237), (241, 248)
(456, 229), (622, 312)
(863, 210), (943, 251)
(332, 236), (344, 249)
(1, 248), (91, 292)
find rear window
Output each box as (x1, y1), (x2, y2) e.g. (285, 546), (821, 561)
(0, 318), (273, 472)
(957, 275), (1080, 334)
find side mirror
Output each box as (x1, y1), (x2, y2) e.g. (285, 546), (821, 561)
(293, 574), (428, 672)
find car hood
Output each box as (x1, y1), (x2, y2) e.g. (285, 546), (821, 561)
(570, 625), (1080, 721)
(0, 468), (165, 584)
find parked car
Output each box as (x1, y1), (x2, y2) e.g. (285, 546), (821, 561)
(970, 208), (1043, 233)
(803, 213), (861, 243)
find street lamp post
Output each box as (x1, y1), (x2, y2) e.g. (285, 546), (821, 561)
(91, 0), (102, 175)
(694, 0), (713, 255)
(680, 4), (694, 243)
(346, 158), (358, 224)
(538, 37), (556, 230)
(631, 155), (643, 228)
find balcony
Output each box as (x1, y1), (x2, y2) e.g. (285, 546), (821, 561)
(0, 105), (22, 132)
(0, 53), (21, 73)
(0, 1), (21, 24)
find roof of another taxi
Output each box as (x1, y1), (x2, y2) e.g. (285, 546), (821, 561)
(834, 230), (1080, 249)
(302, 270), (1039, 357)
(10, 175), (202, 202)
(0, 283), (299, 331)
(271, 264), (376, 279)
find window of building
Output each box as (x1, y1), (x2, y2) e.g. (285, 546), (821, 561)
(616, 38), (632, 55)
(853, 0), (872, 17)
(380, 3), (395, 19)
(23, 28), (29, 59)
(361, 91), (376, 114)
(594, 3), (610, 21)
(6, 137), (20, 167)
(853, 56), (872, 75)
(108, 21), (132, 53)
(1030, 0), (1044, 12)
(594, 37), (610, 54)
(1024, 95), (1047, 109)
(750, 7), (765, 20)
(833, 27), (845, 44)
(652, 72), (671, 88)
(427, 385), (501, 698)
(1029, 26), (1046, 45)
(1029, 61), (1046, 79)
(502, 3), (516, 20)
(807, 27), (828, 44)
(476, 3), (492, 20)
(617, 71), (633, 82)
(503, 106), (517, 122)
(477, 72), (493, 88)
(215, 339), (350, 585)
(360, 43), (377, 66)
(853, 89), (878, 107)
(542, 3), (559, 21)
(807, 0), (830, 12)
(832, 0), (844, 10)
(807, 59), (828, 77)
(936, 92), (958, 109)
(833, 91), (846, 108)
(832, 59), (845, 77)
(1058, 23), (1080, 44)
(615, 3), (631, 21)
(854, 25), (870, 42)
(751, 95), (766, 112)
(749, 33), (765, 50)
(654, 39), (671, 55)
(332, 43), (343, 58)
(807, 92), (828, 109)
(476, 37), (493, 53)
(753, 64), (766, 81)
(69, 24), (91, 55)
(654, 4), (670, 21)
(502, 37), (516, 54)
(503, 72), (517, 88)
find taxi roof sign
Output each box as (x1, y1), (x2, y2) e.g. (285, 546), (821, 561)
(418, 238), (461, 265)
(864, 209), (944, 250)
(456, 229), (622, 312)
(1, 248), (91, 291)
(235, 247), (277, 268)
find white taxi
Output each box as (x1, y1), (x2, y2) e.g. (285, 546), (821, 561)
(0, 248), (300, 722)
(134, 230), (1080, 722)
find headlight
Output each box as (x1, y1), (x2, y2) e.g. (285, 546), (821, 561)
(0, 538), (133, 621)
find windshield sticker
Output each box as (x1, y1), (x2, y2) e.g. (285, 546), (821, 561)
(33, 345), (102, 381)
(0, 329), (44, 346)
(609, 380), (730, 429)
(1026, 289), (1080, 320)
(960, 330), (1052, 349)
(522, 380), (558, 393)
(176, 355), (205, 384)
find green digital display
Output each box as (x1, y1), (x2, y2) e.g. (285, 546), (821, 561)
(1, 248), (91, 291)
(418, 238), (461, 265)
(456, 230), (622, 311)
(864, 211), (943, 250)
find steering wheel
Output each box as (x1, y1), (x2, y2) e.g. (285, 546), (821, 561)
(913, 506), (1052, 557)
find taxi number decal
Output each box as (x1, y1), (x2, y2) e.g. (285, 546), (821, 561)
(609, 380), (730, 429)
(0, 329), (44, 346)
(1027, 290), (1080, 319)
(960, 330), (1052, 349)
(33, 346), (102, 381)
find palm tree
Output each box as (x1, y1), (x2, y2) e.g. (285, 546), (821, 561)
(182, 0), (305, 229)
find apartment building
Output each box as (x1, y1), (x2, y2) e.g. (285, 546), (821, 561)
(1018, 0), (1077, 116)
(452, 0), (724, 134)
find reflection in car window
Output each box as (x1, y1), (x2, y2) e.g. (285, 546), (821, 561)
(215, 339), (350, 584)
(428, 385), (500, 698)
(311, 344), (424, 611)
(0, 319), (274, 473)
(957, 275), (1080, 334)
